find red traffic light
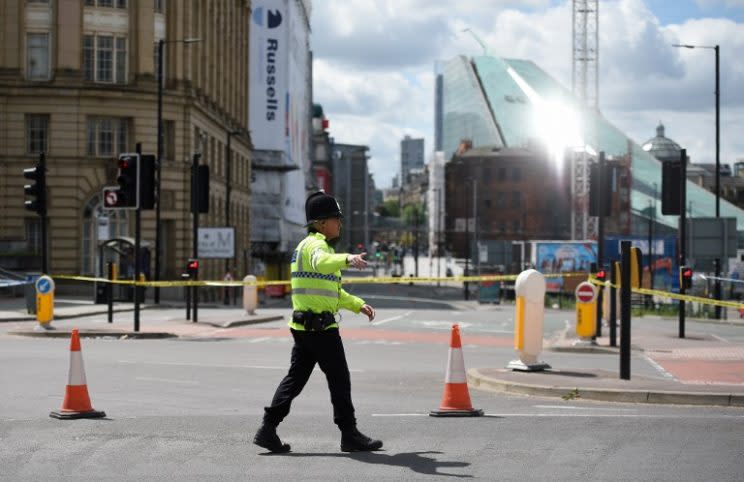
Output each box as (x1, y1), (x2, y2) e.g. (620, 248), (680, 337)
(187, 260), (199, 270)
(682, 267), (693, 278)
(595, 269), (607, 281)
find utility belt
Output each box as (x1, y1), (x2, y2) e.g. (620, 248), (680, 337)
(292, 311), (336, 331)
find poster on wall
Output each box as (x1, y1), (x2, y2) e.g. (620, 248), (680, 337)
(535, 242), (597, 292)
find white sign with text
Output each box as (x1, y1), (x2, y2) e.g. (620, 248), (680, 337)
(198, 228), (235, 259)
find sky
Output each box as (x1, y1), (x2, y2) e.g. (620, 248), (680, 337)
(310, 0), (744, 189)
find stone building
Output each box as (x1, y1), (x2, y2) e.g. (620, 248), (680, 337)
(0, 0), (253, 294)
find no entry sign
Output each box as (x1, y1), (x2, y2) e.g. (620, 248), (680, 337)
(575, 282), (596, 303)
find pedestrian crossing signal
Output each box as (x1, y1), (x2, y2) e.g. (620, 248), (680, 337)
(680, 266), (693, 290)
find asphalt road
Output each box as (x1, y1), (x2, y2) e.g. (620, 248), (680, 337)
(2, 309), (744, 480)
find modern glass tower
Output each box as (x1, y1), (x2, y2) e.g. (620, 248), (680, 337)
(435, 54), (744, 238)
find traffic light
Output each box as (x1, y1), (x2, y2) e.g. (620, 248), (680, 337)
(191, 156), (209, 214)
(23, 162), (46, 216)
(595, 268), (607, 283)
(589, 162), (612, 217)
(186, 258), (199, 277)
(680, 266), (693, 290)
(139, 154), (156, 210)
(661, 160), (681, 215)
(116, 153), (139, 208)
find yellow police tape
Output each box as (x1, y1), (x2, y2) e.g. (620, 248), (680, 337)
(588, 277), (744, 310)
(52, 272), (588, 288)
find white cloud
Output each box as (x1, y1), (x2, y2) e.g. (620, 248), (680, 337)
(311, 0), (744, 187)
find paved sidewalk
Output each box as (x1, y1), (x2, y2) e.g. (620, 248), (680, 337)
(0, 298), (285, 339)
(469, 319), (744, 407)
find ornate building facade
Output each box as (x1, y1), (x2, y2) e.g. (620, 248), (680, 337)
(0, 0), (253, 293)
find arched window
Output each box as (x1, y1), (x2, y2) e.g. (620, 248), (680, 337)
(81, 193), (129, 275)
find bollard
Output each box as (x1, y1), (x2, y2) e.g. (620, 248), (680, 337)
(507, 269), (550, 371)
(574, 281), (598, 346)
(34, 275), (55, 331)
(243, 275), (257, 315)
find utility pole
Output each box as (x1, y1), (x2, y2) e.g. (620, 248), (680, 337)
(679, 149), (687, 338)
(134, 142), (142, 332)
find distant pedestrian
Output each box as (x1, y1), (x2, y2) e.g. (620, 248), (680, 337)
(253, 191), (383, 454)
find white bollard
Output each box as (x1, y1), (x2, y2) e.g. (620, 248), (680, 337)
(243, 275), (257, 315)
(507, 269), (551, 371)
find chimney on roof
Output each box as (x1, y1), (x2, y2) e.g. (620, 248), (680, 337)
(456, 139), (473, 155)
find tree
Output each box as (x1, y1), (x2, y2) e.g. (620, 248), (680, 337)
(377, 199), (400, 217)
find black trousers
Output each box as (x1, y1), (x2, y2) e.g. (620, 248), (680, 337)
(263, 328), (356, 431)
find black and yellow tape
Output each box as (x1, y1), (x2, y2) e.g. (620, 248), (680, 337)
(588, 276), (744, 310)
(53, 272), (588, 288)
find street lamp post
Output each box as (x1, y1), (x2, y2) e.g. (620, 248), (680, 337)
(672, 43), (721, 318)
(224, 129), (241, 304)
(154, 37), (200, 304)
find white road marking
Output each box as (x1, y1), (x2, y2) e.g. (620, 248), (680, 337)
(249, 337), (271, 343)
(642, 355), (678, 380)
(711, 334), (729, 343)
(135, 376), (200, 385)
(373, 311), (413, 325)
(118, 360), (363, 373)
(533, 405), (637, 412)
(373, 413), (744, 419)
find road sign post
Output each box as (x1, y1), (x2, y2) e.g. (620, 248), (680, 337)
(35, 275), (55, 330)
(575, 281), (597, 345)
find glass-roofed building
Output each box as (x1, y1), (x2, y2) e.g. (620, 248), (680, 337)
(435, 54), (744, 241)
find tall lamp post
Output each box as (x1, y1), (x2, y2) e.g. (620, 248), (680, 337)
(225, 129), (241, 273)
(154, 37), (200, 304)
(673, 43), (721, 318)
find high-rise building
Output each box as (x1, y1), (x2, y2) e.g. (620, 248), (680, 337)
(331, 143), (371, 252)
(400, 135), (424, 185)
(0, 0), (253, 288)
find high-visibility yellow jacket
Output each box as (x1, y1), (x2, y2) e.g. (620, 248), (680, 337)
(288, 232), (365, 331)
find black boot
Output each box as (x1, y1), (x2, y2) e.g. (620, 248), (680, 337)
(340, 427), (383, 452)
(253, 423), (291, 453)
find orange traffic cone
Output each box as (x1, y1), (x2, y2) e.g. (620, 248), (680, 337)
(430, 324), (483, 417)
(50, 329), (106, 419)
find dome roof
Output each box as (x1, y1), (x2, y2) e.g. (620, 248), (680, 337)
(642, 122), (682, 161)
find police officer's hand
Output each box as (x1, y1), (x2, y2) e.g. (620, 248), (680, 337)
(360, 304), (376, 322)
(347, 253), (368, 269)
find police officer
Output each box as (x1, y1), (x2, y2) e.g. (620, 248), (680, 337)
(253, 191), (383, 453)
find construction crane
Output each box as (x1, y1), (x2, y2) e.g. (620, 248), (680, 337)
(571, 0), (599, 240)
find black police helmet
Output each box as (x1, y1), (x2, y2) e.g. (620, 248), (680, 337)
(305, 191), (343, 226)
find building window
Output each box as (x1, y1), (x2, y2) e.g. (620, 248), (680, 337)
(27, 0), (50, 4)
(115, 37), (127, 83)
(85, 0), (125, 7)
(511, 192), (521, 208)
(86, 118), (128, 157)
(27, 33), (50, 80)
(154, 0), (164, 13)
(162, 120), (175, 161)
(512, 167), (521, 181)
(26, 114), (49, 154)
(498, 167), (506, 181)
(83, 34), (127, 83)
(512, 220), (521, 232)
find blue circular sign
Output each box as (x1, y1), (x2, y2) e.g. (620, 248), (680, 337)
(35, 275), (55, 295)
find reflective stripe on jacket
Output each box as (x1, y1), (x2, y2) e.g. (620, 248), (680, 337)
(288, 232), (365, 331)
